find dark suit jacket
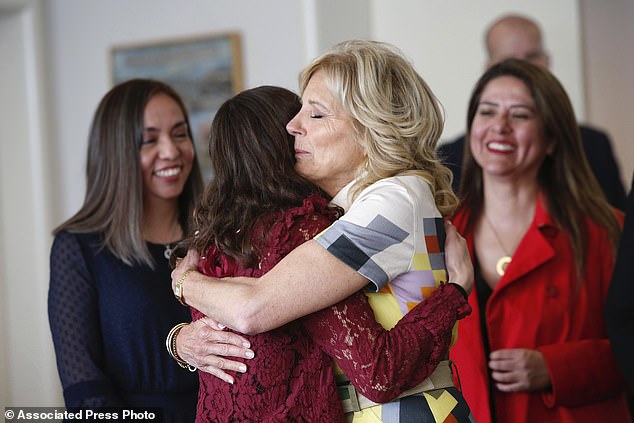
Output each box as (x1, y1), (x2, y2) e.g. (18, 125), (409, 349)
(438, 124), (627, 209)
(605, 172), (634, 389)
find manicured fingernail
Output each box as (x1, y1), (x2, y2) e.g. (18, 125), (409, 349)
(238, 364), (247, 373)
(226, 377), (234, 384)
(242, 342), (251, 348)
(245, 350), (254, 359)
(217, 323), (226, 329)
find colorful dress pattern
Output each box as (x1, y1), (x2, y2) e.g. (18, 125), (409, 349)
(316, 175), (474, 423)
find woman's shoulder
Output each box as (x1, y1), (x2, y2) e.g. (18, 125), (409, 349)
(289, 193), (338, 217)
(52, 230), (102, 254)
(251, 194), (337, 273)
(357, 175), (439, 217)
(451, 206), (471, 232)
(274, 193), (339, 233)
(361, 175), (433, 199)
(581, 210), (621, 246)
(365, 174), (430, 188)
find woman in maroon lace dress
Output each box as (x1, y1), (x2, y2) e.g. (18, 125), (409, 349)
(171, 85), (471, 422)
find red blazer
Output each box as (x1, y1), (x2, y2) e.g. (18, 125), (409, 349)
(451, 197), (630, 423)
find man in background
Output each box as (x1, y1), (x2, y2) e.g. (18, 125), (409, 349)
(439, 14), (626, 209)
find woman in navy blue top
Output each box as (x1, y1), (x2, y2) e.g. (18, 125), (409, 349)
(48, 79), (203, 422)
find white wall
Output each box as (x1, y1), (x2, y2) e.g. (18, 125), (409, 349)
(0, 0), (57, 405)
(314, 0), (372, 54)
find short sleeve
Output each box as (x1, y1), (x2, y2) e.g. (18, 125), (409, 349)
(315, 179), (419, 291)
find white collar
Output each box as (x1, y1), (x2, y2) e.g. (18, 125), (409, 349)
(329, 177), (360, 212)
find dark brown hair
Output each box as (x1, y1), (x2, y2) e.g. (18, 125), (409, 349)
(458, 59), (620, 275)
(189, 85), (325, 264)
(54, 78), (204, 267)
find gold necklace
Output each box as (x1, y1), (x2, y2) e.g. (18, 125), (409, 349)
(484, 214), (512, 276)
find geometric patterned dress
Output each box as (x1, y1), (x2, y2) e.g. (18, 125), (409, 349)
(316, 175), (475, 423)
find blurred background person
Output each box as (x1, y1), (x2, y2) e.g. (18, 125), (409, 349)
(606, 171), (634, 393)
(48, 79), (212, 421)
(449, 59), (630, 423)
(438, 14), (626, 209)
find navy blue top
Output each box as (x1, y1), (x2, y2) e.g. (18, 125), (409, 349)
(48, 231), (198, 422)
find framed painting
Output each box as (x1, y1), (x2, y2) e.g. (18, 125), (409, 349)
(111, 32), (243, 181)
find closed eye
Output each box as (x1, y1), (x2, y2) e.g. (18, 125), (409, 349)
(477, 109), (495, 117)
(172, 131), (189, 140)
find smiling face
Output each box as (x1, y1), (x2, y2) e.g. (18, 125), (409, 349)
(286, 71), (366, 197)
(469, 76), (553, 184)
(139, 93), (194, 205)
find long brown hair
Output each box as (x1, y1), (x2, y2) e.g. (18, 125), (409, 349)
(458, 59), (621, 275)
(189, 86), (325, 264)
(54, 79), (204, 268)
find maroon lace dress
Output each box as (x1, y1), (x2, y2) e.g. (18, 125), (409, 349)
(191, 194), (469, 422)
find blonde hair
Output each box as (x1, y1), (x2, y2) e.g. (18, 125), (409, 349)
(298, 39), (457, 216)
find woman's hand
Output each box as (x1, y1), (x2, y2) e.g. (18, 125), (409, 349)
(489, 348), (551, 392)
(444, 220), (474, 295)
(171, 248), (200, 298)
(176, 317), (255, 384)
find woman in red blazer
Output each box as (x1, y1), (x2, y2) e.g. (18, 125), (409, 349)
(450, 59), (630, 423)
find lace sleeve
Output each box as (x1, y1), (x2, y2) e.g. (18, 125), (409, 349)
(48, 232), (124, 407)
(303, 283), (471, 403)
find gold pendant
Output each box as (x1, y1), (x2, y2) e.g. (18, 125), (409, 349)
(496, 256), (512, 276)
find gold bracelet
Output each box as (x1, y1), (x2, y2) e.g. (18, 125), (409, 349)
(165, 322), (197, 372)
(174, 269), (194, 306)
